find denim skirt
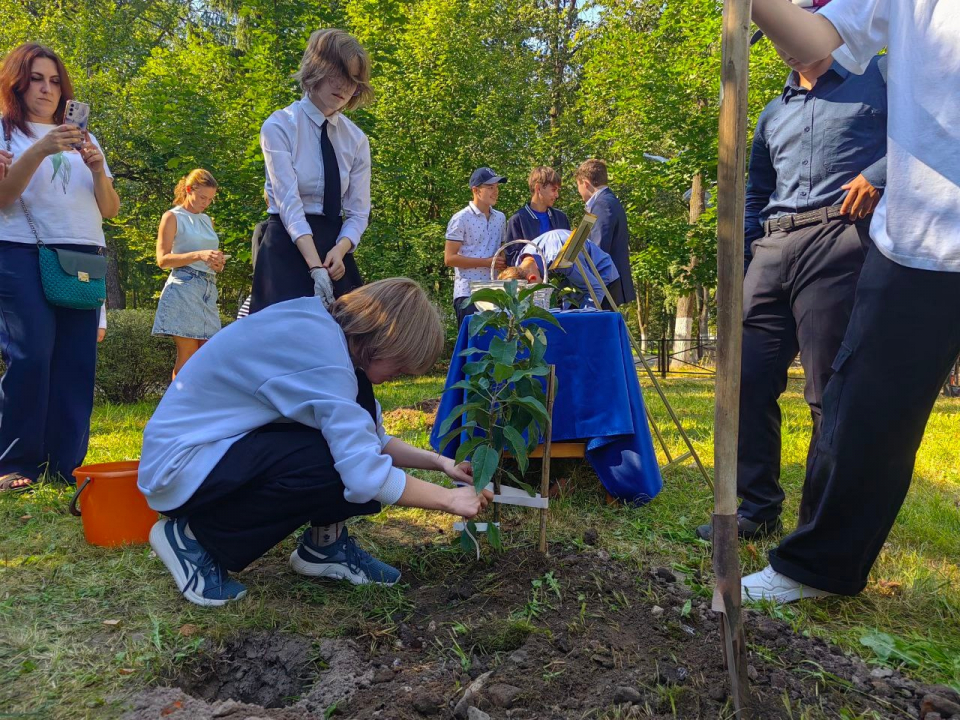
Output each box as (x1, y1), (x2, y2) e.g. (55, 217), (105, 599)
(152, 266), (221, 340)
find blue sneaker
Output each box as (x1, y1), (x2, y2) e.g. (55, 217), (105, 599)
(150, 518), (247, 607)
(290, 527), (401, 586)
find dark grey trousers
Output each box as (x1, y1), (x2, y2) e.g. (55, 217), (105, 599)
(737, 217), (871, 525)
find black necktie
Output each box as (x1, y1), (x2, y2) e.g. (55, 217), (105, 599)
(320, 120), (342, 220)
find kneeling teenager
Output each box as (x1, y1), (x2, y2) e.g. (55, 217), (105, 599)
(138, 278), (492, 607)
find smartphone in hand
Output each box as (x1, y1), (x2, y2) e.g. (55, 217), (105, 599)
(64, 100), (90, 150)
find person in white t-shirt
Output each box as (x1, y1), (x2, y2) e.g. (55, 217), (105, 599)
(741, 0), (960, 604)
(0, 43), (120, 492)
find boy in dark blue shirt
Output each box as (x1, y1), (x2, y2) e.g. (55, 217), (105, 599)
(505, 166), (570, 266)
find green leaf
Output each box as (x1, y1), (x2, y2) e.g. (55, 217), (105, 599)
(681, 599), (692, 618)
(489, 336), (518, 366)
(463, 360), (493, 376)
(460, 525), (478, 554)
(487, 521), (502, 550)
(436, 422), (479, 454)
(521, 305), (564, 330)
(458, 347), (489, 357)
(438, 401), (486, 436)
(467, 288), (509, 308)
(471, 444), (500, 492)
(503, 425), (529, 474)
(454, 436), (485, 464)
(513, 395), (549, 423)
(517, 282), (551, 301)
(493, 363), (515, 382)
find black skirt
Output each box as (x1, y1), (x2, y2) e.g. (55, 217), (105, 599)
(248, 213), (363, 313)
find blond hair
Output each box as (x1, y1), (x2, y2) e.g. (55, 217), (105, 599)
(174, 169), (218, 206)
(330, 278), (443, 375)
(528, 166), (561, 194)
(497, 267), (525, 281)
(575, 159), (608, 187)
(295, 29), (373, 111)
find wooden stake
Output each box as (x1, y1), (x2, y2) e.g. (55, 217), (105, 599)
(715, 0), (752, 714)
(538, 365), (556, 553)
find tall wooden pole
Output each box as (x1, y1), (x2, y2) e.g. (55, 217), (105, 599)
(715, 0), (752, 714)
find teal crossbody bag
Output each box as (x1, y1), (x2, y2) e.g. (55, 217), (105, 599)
(4, 125), (106, 310)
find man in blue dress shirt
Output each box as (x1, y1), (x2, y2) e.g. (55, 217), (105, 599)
(696, 27), (887, 541)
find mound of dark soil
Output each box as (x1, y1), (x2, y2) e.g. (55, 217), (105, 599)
(126, 548), (959, 720)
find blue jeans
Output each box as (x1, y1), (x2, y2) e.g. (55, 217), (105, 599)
(0, 241), (99, 481)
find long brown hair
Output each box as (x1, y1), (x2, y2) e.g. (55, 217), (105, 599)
(173, 169), (218, 206)
(0, 43), (74, 139)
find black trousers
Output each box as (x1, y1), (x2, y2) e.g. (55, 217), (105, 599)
(737, 217), (870, 524)
(454, 297), (476, 328)
(248, 214), (363, 313)
(769, 248), (960, 595)
(167, 423), (381, 572)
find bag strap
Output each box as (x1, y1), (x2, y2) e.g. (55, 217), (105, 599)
(3, 120), (44, 248)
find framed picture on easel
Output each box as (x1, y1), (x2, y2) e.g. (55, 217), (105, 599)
(549, 213), (597, 271)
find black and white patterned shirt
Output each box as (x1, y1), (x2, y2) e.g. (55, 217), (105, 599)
(445, 202), (506, 299)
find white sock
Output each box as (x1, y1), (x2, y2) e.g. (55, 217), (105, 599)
(311, 522), (345, 547)
(183, 522), (196, 540)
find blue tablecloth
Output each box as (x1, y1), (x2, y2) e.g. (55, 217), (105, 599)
(430, 309), (662, 504)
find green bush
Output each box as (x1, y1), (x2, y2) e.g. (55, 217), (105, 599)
(96, 309), (176, 403)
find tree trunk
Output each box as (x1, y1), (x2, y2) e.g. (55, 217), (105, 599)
(673, 173), (705, 369)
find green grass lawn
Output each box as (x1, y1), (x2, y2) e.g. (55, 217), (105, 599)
(1, 375), (958, 718)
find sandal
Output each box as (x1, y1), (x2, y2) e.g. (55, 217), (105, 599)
(0, 473), (34, 492)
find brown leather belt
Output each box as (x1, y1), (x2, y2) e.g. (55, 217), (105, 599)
(763, 205), (846, 236)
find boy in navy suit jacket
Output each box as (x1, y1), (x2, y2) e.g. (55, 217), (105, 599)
(575, 159), (636, 305)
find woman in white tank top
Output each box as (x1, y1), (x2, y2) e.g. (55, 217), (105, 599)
(152, 169), (224, 377)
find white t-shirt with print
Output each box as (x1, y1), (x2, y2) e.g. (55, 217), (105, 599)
(445, 202), (506, 299)
(0, 122), (113, 247)
(820, 0), (960, 272)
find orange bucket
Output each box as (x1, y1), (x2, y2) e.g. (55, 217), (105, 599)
(70, 461), (158, 547)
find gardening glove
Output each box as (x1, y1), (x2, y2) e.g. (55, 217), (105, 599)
(310, 267), (336, 310)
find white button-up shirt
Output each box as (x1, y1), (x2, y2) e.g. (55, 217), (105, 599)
(585, 185), (610, 214)
(260, 96), (371, 249)
(445, 202), (506, 299)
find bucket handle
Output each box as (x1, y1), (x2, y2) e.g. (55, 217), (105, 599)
(69, 477), (91, 517)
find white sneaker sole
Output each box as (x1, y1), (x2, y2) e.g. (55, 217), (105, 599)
(150, 520), (247, 608)
(742, 584), (835, 604)
(288, 549), (399, 587)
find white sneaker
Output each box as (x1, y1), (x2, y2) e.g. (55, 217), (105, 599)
(741, 565), (836, 604)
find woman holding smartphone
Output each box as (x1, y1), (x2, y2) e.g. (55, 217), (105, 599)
(248, 28), (372, 313)
(152, 169), (224, 378)
(0, 43), (120, 491)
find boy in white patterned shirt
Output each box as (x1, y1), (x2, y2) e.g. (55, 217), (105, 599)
(444, 167), (508, 327)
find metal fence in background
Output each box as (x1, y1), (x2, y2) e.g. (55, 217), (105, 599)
(637, 337), (804, 379)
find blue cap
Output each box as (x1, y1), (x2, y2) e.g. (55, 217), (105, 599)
(469, 167), (507, 188)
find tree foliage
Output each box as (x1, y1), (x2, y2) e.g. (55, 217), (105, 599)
(1, 0), (789, 329)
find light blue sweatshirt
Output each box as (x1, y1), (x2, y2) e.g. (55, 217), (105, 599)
(137, 297), (407, 512)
